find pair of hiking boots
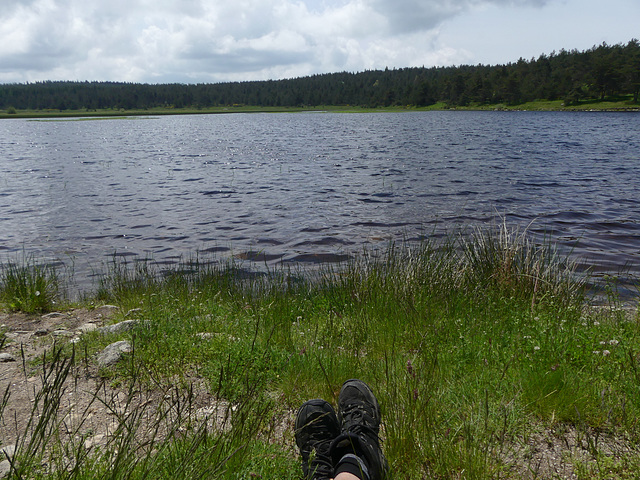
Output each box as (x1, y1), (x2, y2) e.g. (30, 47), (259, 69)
(295, 379), (390, 480)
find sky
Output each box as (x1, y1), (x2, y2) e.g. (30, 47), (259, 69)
(1, 0), (638, 84)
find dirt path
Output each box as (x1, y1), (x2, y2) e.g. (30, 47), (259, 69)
(1, 306), (297, 478)
(0, 307), (226, 460)
(1, 307), (125, 449)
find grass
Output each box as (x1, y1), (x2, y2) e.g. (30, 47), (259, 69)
(1, 225), (640, 478)
(0, 255), (62, 313)
(0, 105), (333, 119)
(1, 96), (638, 119)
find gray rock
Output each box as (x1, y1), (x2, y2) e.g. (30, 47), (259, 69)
(0, 353), (15, 363)
(98, 320), (138, 335)
(0, 444), (15, 460)
(0, 460), (10, 479)
(77, 323), (98, 333)
(94, 305), (118, 314)
(0, 445), (14, 477)
(97, 341), (132, 367)
(52, 329), (74, 338)
(84, 434), (106, 449)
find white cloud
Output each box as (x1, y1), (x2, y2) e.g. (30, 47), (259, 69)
(0, 0), (636, 84)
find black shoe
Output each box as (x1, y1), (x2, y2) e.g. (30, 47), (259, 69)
(295, 399), (340, 480)
(330, 379), (390, 480)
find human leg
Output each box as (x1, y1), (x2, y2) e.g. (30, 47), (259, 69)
(335, 473), (361, 480)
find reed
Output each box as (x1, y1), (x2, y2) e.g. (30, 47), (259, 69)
(2, 226), (639, 478)
(0, 256), (61, 313)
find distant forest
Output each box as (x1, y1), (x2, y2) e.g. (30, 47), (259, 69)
(1, 40), (639, 111)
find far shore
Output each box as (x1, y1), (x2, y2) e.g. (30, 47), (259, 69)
(2, 99), (639, 119)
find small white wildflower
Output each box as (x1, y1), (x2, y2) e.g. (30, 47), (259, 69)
(600, 341), (607, 346)
(609, 339), (619, 346)
(534, 346), (540, 351)
(593, 351), (600, 355)
(35, 290), (41, 297)
(534, 317), (540, 321)
(524, 335), (532, 339)
(603, 350), (611, 356)
(594, 321), (600, 326)
(582, 322), (588, 327)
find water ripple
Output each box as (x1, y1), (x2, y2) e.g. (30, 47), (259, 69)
(0, 111), (639, 297)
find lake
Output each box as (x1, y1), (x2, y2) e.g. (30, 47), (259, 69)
(1, 111), (639, 298)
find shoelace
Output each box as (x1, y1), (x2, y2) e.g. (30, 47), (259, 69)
(341, 402), (379, 433)
(306, 441), (333, 478)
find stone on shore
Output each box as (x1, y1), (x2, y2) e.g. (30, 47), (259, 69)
(0, 444), (15, 460)
(0, 445), (15, 479)
(77, 323), (98, 334)
(0, 460), (10, 479)
(0, 353), (15, 363)
(97, 341), (132, 367)
(98, 320), (138, 335)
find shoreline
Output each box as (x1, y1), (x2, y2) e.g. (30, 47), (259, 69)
(2, 231), (640, 478)
(1, 101), (639, 119)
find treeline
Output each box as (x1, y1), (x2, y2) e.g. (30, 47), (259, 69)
(1, 40), (639, 111)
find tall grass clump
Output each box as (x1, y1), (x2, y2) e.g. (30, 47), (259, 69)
(0, 256), (61, 313)
(460, 222), (585, 303)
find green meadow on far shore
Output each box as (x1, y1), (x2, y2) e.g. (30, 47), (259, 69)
(1, 95), (639, 119)
(1, 225), (640, 479)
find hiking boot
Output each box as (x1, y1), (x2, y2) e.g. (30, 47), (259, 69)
(295, 399), (340, 480)
(330, 379), (390, 480)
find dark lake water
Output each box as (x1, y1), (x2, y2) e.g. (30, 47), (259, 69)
(1, 111), (639, 298)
